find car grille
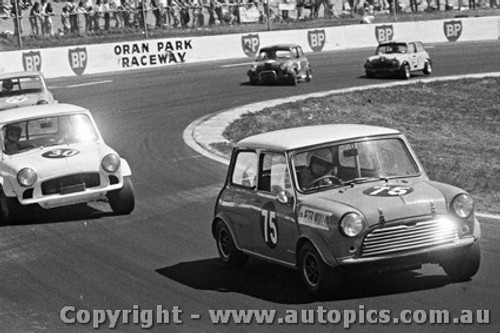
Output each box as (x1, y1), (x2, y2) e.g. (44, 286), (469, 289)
(371, 61), (396, 69)
(41, 173), (101, 195)
(361, 218), (459, 257)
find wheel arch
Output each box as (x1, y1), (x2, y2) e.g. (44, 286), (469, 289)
(296, 233), (338, 268)
(212, 213), (242, 251)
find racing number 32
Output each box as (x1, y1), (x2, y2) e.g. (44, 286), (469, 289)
(260, 204), (278, 248)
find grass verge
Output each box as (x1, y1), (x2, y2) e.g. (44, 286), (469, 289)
(215, 77), (500, 214)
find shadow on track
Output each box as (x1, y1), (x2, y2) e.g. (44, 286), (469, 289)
(156, 257), (454, 304)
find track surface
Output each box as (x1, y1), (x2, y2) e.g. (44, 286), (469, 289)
(1, 41), (500, 332)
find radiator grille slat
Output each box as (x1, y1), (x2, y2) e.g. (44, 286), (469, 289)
(362, 219), (459, 257)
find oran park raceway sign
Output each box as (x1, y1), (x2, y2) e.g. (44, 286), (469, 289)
(113, 39), (193, 68)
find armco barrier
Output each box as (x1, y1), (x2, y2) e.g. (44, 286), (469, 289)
(0, 16), (498, 79)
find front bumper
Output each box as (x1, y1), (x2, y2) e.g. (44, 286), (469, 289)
(249, 70), (291, 84)
(15, 172), (124, 209)
(338, 236), (476, 268)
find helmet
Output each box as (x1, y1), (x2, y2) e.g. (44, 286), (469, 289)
(308, 148), (333, 177)
(2, 79), (14, 91)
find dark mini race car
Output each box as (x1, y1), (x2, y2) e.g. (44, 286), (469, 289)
(0, 71), (57, 111)
(364, 41), (432, 79)
(247, 44), (312, 86)
(212, 124), (480, 296)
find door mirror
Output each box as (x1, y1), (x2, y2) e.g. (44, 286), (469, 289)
(277, 190), (293, 205)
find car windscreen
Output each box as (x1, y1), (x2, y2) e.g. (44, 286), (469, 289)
(0, 76), (45, 98)
(3, 114), (99, 155)
(376, 43), (408, 54)
(292, 138), (420, 192)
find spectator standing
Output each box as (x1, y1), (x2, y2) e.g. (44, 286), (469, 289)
(151, 0), (162, 28)
(178, 0), (190, 28)
(166, 0), (180, 27)
(136, 0), (146, 30)
(468, 0), (475, 8)
(29, 1), (42, 36)
(101, 0), (110, 30)
(94, 0), (102, 30)
(11, 0), (26, 37)
(61, 4), (71, 34)
(109, 0), (123, 28)
(83, 0), (94, 32)
(205, 0), (215, 25)
(42, 0), (55, 36)
(121, 0), (133, 28)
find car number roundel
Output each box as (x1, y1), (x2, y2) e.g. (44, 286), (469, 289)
(260, 202), (278, 249)
(363, 185), (413, 197)
(42, 149), (80, 158)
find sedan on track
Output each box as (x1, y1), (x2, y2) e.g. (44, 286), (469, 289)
(0, 103), (135, 224)
(211, 124), (480, 296)
(0, 71), (57, 111)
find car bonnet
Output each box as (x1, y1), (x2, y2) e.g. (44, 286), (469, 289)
(2, 142), (110, 179)
(0, 93), (45, 111)
(301, 179), (447, 226)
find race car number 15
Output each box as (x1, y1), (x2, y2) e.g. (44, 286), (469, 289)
(363, 185), (413, 197)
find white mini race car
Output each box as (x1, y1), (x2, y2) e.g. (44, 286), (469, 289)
(0, 103), (135, 224)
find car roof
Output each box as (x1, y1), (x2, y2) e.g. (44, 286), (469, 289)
(379, 40), (421, 45)
(260, 44), (300, 50)
(0, 71), (44, 79)
(236, 124), (401, 151)
(0, 103), (90, 124)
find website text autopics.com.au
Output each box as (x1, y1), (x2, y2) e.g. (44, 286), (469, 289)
(60, 305), (491, 329)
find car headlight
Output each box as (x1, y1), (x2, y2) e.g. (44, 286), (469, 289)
(102, 153), (121, 173)
(249, 65), (257, 71)
(280, 63), (287, 71)
(340, 212), (365, 237)
(451, 193), (474, 218)
(392, 59), (399, 66)
(37, 100), (49, 105)
(17, 168), (37, 187)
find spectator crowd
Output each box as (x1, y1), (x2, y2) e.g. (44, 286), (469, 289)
(0, 0), (498, 38)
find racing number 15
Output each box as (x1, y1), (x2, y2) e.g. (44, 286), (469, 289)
(261, 209), (278, 246)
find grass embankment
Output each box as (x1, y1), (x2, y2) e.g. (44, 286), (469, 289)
(218, 77), (500, 214)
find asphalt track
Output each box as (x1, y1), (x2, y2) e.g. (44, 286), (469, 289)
(1, 40), (500, 332)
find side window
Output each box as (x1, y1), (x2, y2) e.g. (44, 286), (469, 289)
(231, 151), (258, 189)
(258, 153), (291, 194)
(415, 43), (424, 53)
(409, 43), (417, 53)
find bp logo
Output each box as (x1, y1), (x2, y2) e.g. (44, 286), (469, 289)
(69, 47), (87, 76)
(375, 25), (394, 43)
(42, 149), (80, 158)
(260, 202), (278, 248)
(443, 20), (462, 42)
(308, 29), (326, 52)
(22, 51), (42, 72)
(241, 34), (260, 58)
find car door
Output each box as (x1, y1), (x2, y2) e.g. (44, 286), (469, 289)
(222, 149), (260, 250)
(408, 43), (419, 70)
(251, 151), (298, 264)
(415, 42), (427, 69)
(295, 46), (309, 77)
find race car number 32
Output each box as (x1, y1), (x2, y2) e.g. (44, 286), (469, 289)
(363, 185), (413, 197)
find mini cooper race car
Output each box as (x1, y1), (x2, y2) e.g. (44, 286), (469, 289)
(247, 44), (312, 86)
(0, 103), (135, 224)
(0, 71), (57, 111)
(364, 41), (432, 79)
(212, 124), (480, 295)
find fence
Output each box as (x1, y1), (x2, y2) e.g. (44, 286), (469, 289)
(0, 0), (499, 49)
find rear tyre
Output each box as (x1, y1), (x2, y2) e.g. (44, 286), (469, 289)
(423, 61), (432, 75)
(108, 176), (135, 215)
(215, 221), (248, 267)
(401, 64), (411, 80)
(365, 70), (375, 78)
(249, 77), (258, 85)
(441, 242), (481, 282)
(299, 242), (343, 296)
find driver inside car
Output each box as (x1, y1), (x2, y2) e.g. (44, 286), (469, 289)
(299, 148), (340, 190)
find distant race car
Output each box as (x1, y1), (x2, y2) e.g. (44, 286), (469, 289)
(364, 41), (432, 79)
(212, 124), (480, 296)
(0, 71), (57, 111)
(247, 44), (312, 85)
(0, 104), (135, 224)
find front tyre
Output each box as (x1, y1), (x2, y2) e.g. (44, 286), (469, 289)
(215, 221), (248, 267)
(0, 190), (23, 225)
(289, 72), (298, 86)
(441, 241), (481, 282)
(401, 63), (411, 80)
(108, 176), (135, 215)
(365, 70), (375, 78)
(423, 61), (432, 75)
(305, 69), (312, 82)
(299, 242), (343, 296)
